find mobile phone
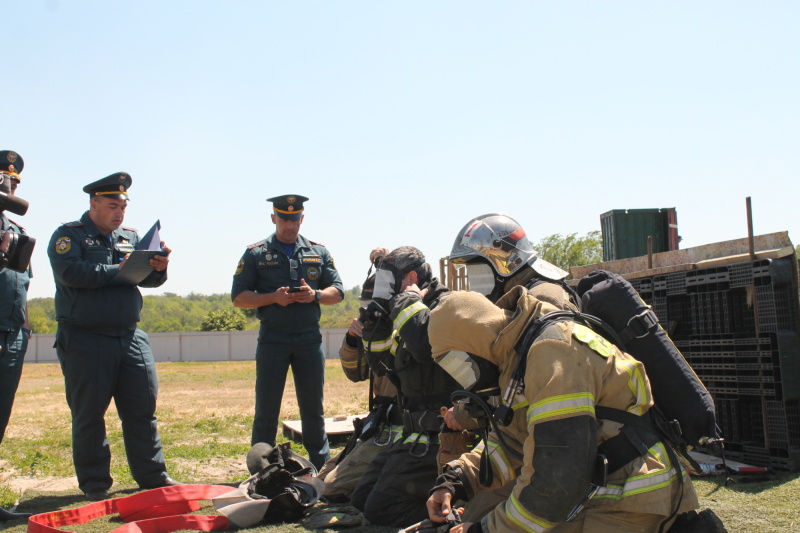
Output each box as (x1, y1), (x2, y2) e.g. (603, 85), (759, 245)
(288, 287), (303, 293)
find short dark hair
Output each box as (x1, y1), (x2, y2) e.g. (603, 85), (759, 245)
(385, 246), (431, 285)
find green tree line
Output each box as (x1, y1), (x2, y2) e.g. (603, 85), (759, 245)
(26, 232), (605, 334)
(27, 286), (366, 334)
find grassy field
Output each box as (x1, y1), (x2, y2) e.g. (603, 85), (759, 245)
(0, 361), (798, 532)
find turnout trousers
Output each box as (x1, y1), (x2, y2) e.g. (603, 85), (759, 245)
(55, 327), (167, 494)
(351, 437), (441, 527)
(252, 329), (330, 470)
(0, 328), (27, 443)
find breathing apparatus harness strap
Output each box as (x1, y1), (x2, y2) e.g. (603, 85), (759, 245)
(450, 389), (521, 488)
(516, 310), (693, 532)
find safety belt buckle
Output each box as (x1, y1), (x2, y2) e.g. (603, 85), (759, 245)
(626, 309), (658, 339)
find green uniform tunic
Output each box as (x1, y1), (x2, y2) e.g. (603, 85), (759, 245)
(231, 233), (344, 470)
(48, 211), (169, 494)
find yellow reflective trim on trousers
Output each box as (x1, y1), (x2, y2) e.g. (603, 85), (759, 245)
(572, 323), (615, 358)
(375, 424), (404, 444)
(594, 443), (682, 501)
(393, 301), (427, 331)
(486, 439), (515, 485)
(403, 432), (437, 446)
(503, 491), (554, 533)
(614, 358), (650, 416)
(528, 392), (595, 425)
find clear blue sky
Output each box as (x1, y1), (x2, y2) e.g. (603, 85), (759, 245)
(7, 1), (799, 299)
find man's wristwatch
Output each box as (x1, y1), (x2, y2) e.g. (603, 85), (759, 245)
(315, 290), (322, 301)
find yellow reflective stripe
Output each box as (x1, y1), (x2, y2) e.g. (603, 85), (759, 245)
(503, 491), (554, 533)
(391, 335), (399, 356)
(340, 358), (360, 369)
(614, 358), (650, 416)
(403, 432), (436, 446)
(512, 393), (529, 411)
(391, 426), (404, 443)
(393, 301), (427, 331)
(528, 392), (595, 424)
(486, 439), (515, 484)
(376, 424), (404, 443)
(363, 337), (393, 352)
(595, 442), (682, 501)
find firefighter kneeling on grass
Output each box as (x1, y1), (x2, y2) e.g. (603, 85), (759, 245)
(423, 214), (726, 533)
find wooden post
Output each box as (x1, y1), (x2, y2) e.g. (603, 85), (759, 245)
(746, 197), (756, 260)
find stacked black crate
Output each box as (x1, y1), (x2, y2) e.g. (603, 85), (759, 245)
(632, 256), (800, 469)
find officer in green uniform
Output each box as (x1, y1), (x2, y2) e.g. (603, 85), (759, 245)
(232, 194), (344, 470)
(47, 173), (181, 502)
(0, 150), (33, 522)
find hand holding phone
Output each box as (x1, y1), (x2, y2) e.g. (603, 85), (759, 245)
(288, 287), (303, 293)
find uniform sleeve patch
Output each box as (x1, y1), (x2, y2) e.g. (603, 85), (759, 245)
(55, 236), (72, 254)
(235, 258), (245, 276)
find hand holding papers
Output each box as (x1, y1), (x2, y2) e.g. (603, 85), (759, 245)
(115, 220), (170, 285)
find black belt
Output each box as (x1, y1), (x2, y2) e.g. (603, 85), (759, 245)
(402, 409), (442, 434)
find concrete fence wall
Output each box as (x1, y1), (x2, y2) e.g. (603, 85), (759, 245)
(25, 328), (350, 364)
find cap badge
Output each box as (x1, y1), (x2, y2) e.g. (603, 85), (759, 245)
(7, 152), (16, 163)
(288, 206), (294, 212)
(119, 185), (125, 191)
(287, 196), (296, 203)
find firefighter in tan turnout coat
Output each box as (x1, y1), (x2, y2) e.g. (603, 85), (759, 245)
(427, 287), (699, 533)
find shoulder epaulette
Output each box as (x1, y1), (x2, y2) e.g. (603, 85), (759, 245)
(121, 225), (138, 232)
(63, 220), (84, 227)
(309, 239), (326, 247)
(247, 239), (267, 250)
(6, 218), (25, 231)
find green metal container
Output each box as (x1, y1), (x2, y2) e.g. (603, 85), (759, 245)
(600, 208), (678, 261)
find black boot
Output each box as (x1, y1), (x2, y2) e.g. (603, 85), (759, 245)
(0, 506), (32, 522)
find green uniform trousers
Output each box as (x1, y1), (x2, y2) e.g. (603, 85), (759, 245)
(56, 326), (167, 494)
(0, 329), (27, 444)
(252, 330), (330, 470)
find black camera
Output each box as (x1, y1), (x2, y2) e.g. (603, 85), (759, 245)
(0, 179), (35, 273)
(0, 230), (35, 273)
